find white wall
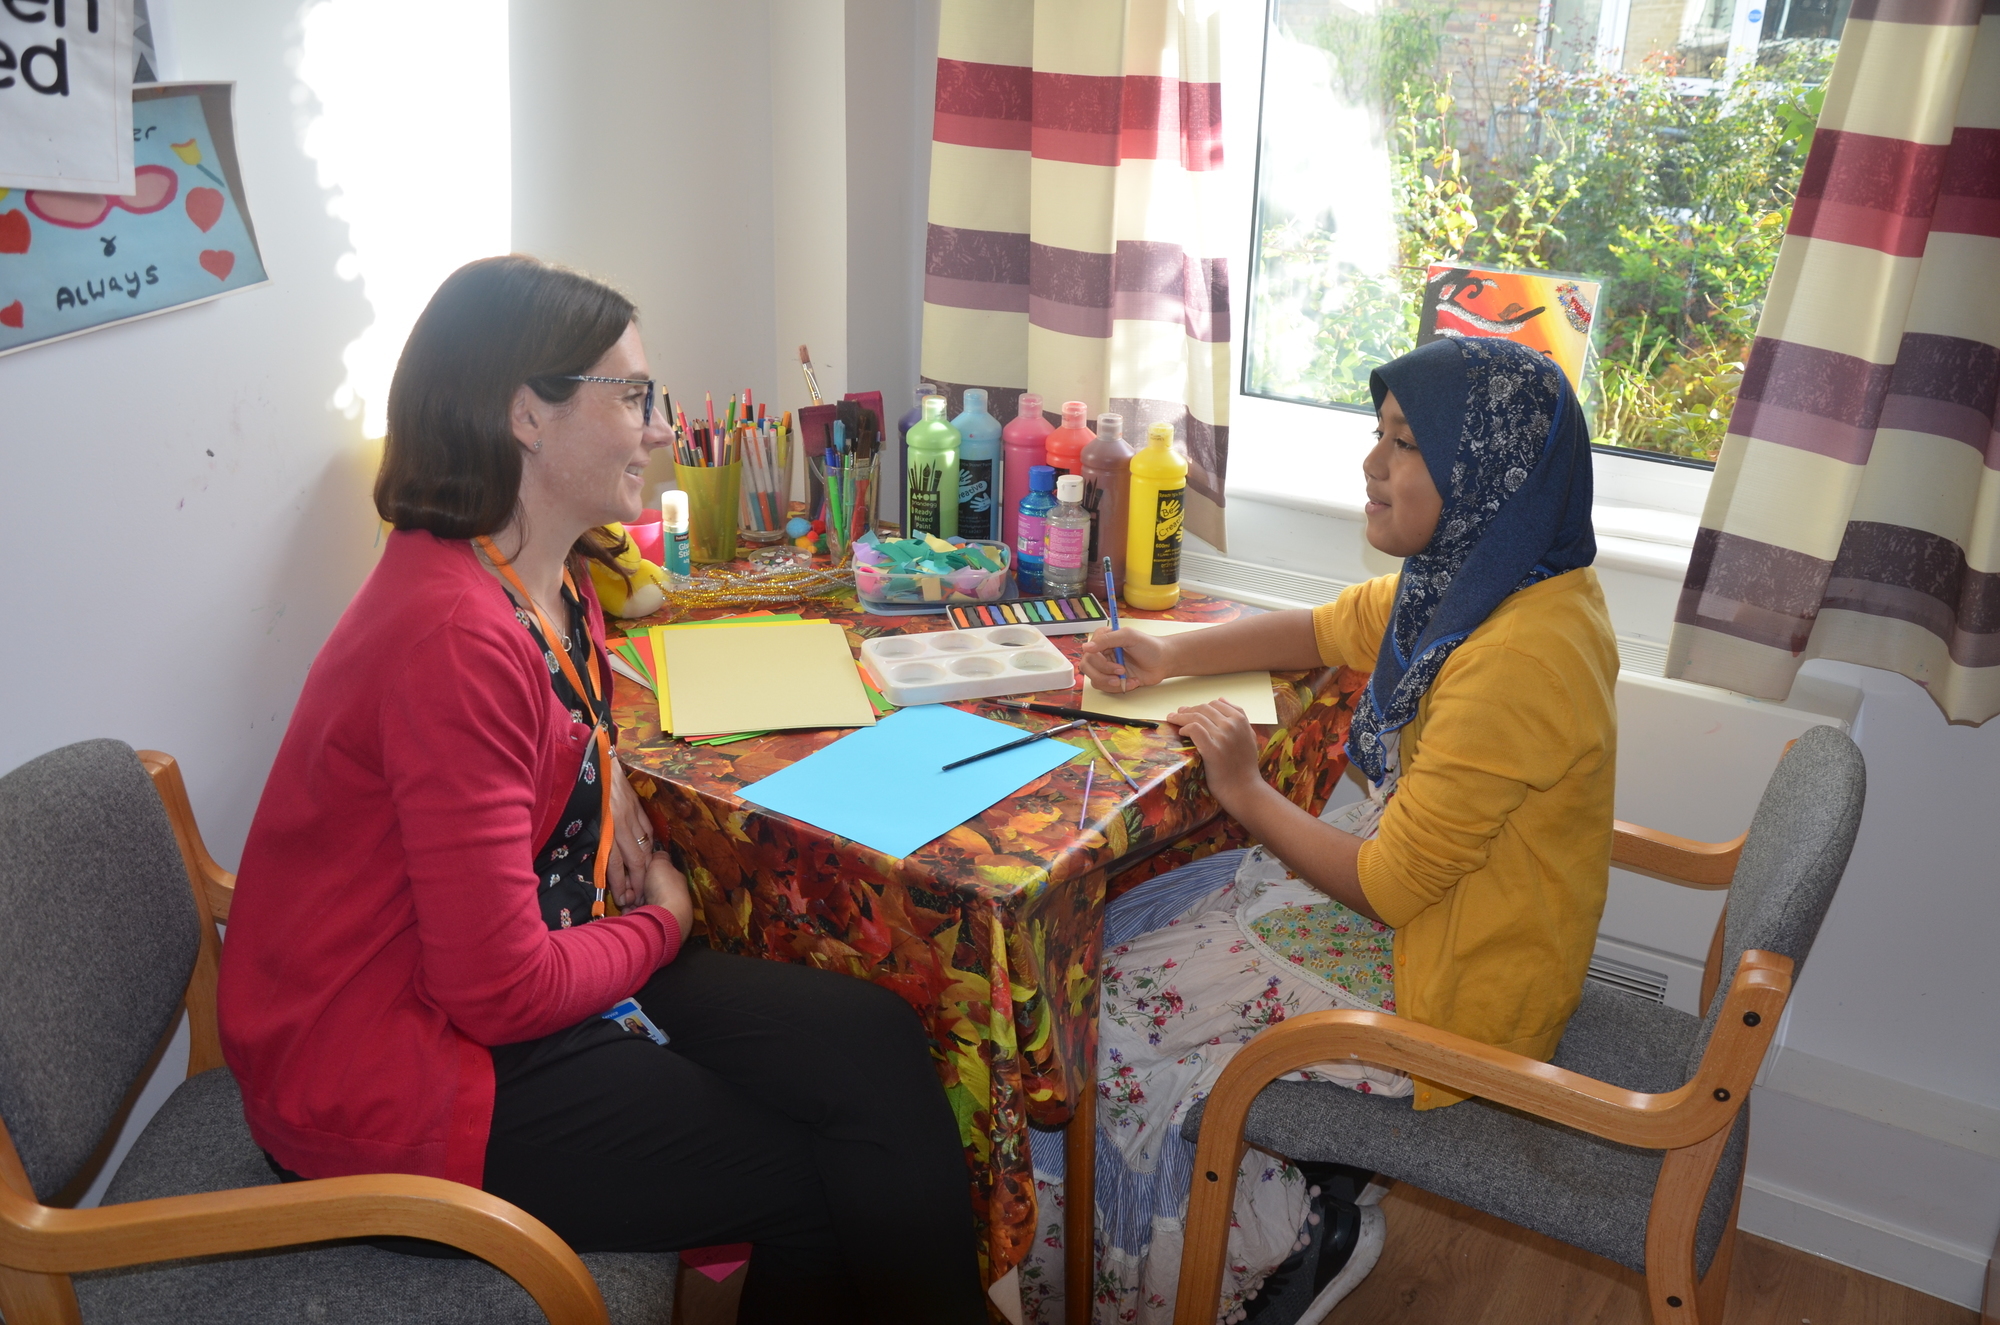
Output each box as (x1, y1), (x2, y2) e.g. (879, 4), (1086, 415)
(1, 0), (385, 1203)
(511, 0), (780, 508)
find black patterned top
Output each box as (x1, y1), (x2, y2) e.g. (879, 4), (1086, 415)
(510, 577), (604, 931)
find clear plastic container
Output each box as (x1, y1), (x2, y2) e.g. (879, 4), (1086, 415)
(1043, 473), (1090, 596)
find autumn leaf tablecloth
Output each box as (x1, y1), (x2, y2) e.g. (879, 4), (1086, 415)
(612, 589), (1366, 1289)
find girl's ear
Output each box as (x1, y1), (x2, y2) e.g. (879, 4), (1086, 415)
(509, 385), (543, 452)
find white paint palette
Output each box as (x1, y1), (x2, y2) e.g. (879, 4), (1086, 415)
(859, 625), (1077, 707)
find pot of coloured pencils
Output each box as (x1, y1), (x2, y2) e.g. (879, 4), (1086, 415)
(676, 460), (741, 563)
(811, 453), (878, 566)
(734, 421), (791, 545)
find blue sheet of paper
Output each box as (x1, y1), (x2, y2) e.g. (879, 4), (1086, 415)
(736, 704), (1083, 860)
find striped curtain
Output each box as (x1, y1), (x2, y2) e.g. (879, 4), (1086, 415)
(920, 0), (1232, 547)
(1666, 0), (2000, 723)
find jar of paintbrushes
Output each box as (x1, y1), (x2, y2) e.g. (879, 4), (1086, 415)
(810, 401), (883, 564)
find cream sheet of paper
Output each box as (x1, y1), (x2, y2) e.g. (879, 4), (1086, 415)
(659, 620), (877, 737)
(1079, 619), (1279, 724)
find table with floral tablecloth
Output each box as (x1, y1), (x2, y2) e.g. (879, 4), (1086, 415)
(610, 587), (1365, 1302)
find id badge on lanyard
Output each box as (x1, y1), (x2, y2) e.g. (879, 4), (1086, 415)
(478, 537), (615, 918)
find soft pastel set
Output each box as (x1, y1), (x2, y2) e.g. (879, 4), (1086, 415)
(859, 624), (1076, 707)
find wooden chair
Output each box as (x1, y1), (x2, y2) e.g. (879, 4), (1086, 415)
(0, 740), (676, 1324)
(1173, 724), (1866, 1325)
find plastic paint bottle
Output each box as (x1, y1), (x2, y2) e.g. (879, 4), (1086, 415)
(1124, 423), (1188, 610)
(1043, 474), (1091, 597)
(951, 388), (1004, 542)
(1044, 400), (1092, 480)
(896, 382), (938, 522)
(659, 489), (692, 586)
(1079, 411), (1136, 588)
(1015, 464), (1058, 596)
(1001, 393), (1053, 553)
(904, 396), (962, 539)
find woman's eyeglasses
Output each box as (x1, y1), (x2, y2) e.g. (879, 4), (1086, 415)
(563, 375), (657, 427)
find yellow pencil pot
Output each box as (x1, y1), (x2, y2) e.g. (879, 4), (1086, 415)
(677, 461), (742, 564)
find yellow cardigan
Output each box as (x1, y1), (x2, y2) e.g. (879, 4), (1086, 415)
(1312, 568), (1618, 1108)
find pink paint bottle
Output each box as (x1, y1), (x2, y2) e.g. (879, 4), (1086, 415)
(1000, 392), (1054, 553)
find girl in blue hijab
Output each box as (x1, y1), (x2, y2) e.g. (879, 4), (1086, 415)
(1040, 337), (1618, 1325)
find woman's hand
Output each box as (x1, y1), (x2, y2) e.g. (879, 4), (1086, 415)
(640, 851), (695, 940)
(1165, 698), (1265, 809)
(607, 767), (654, 909)
(1079, 627), (1175, 693)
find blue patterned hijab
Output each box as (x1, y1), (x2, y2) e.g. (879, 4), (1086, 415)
(1345, 336), (1597, 785)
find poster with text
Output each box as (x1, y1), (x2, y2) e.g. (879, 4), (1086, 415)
(0, 81), (267, 357)
(0, 0), (134, 192)
(1417, 265), (1601, 397)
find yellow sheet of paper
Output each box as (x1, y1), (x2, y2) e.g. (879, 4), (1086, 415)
(660, 620), (878, 738)
(649, 616), (802, 733)
(1079, 619), (1279, 723)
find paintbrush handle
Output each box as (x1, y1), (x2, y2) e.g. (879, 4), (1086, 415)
(940, 719), (1087, 772)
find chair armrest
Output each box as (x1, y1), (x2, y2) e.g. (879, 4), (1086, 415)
(138, 751), (236, 923)
(1198, 948), (1790, 1154)
(1611, 820), (1745, 889)
(0, 1172), (607, 1325)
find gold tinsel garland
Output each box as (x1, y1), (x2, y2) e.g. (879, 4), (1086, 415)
(653, 564), (857, 621)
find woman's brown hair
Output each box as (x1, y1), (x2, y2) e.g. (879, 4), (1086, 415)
(376, 254), (635, 572)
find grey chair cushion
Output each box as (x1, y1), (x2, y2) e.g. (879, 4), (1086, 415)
(0, 739), (199, 1199)
(1186, 981), (1746, 1276)
(1185, 726), (1867, 1280)
(74, 1069), (676, 1325)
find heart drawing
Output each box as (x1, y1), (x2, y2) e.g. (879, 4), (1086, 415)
(186, 187), (223, 233)
(0, 209), (27, 254)
(0, 301), (22, 329)
(199, 249), (235, 280)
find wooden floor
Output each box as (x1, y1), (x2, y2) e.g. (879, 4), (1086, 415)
(1336, 1186), (1976, 1325)
(671, 1184), (1980, 1324)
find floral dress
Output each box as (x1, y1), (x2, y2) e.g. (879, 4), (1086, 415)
(1021, 763), (1408, 1325)
(510, 579), (606, 932)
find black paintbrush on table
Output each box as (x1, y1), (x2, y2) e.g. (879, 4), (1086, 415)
(941, 718), (1090, 772)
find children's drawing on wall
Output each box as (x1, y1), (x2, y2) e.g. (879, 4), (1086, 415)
(1417, 265), (1601, 398)
(0, 81), (267, 358)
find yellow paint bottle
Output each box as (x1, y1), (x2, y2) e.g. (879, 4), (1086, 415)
(1123, 423), (1188, 610)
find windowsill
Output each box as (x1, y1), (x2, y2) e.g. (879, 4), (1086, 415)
(1225, 392), (1705, 583)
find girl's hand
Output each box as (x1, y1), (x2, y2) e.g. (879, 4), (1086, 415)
(607, 767), (654, 909)
(1165, 699), (1264, 806)
(1079, 627), (1174, 693)
(640, 852), (695, 940)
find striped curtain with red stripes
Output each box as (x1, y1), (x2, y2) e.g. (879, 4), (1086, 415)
(920, 0), (1232, 547)
(1666, 0), (2000, 723)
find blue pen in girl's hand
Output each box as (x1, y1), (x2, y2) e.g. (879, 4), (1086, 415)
(1101, 556), (1127, 674)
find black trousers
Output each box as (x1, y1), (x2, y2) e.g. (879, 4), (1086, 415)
(482, 943), (988, 1325)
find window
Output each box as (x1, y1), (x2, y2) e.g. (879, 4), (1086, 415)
(1240, 0), (1837, 467)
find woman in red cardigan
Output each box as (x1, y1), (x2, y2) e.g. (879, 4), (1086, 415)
(217, 255), (986, 1324)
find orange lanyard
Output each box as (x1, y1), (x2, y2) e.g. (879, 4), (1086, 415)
(477, 536), (613, 918)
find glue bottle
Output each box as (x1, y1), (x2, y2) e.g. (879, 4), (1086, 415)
(1015, 465), (1058, 595)
(1123, 423), (1188, 610)
(1080, 411), (1135, 588)
(659, 489), (692, 587)
(1001, 393), (1054, 553)
(1043, 474), (1091, 597)
(904, 395), (961, 539)
(951, 388), (1004, 542)
(1044, 401), (1092, 480)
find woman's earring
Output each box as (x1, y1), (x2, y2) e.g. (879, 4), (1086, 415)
(530, 439), (543, 454)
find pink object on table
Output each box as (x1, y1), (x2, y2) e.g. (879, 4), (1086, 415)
(680, 1243), (752, 1283)
(626, 511), (664, 565)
